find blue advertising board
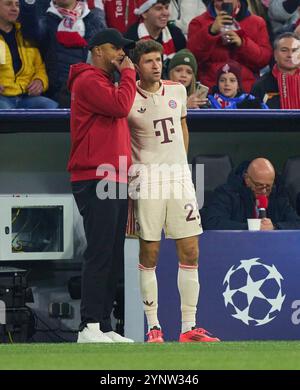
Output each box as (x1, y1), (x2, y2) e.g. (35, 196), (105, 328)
(156, 231), (300, 341)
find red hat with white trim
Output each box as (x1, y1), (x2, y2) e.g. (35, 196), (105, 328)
(216, 61), (243, 89)
(134, 0), (158, 15)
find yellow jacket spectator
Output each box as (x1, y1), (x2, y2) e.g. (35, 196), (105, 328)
(0, 0), (57, 109)
(0, 22), (48, 96)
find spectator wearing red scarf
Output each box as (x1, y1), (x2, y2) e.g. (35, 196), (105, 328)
(124, 0), (186, 78)
(252, 32), (300, 108)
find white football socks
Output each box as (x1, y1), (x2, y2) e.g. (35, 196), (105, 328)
(139, 264), (160, 331)
(178, 263), (200, 334)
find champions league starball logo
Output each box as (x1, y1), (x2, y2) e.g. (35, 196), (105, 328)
(222, 258), (286, 326)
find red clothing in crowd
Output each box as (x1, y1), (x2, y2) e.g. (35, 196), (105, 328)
(89, 0), (138, 33)
(67, 63), (136, 183)
(187, 1), (272, 92)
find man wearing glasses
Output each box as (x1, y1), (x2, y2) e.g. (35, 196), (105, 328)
(201, 157), (300, 230)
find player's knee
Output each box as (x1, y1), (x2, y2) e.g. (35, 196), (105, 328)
(140, 247), (159, 268)
(139, 256), (158, 268)
(179, 245), (199, 266)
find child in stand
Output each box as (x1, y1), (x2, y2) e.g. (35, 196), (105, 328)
(208, 61), (268, 109)
(168, 49), (208, 109)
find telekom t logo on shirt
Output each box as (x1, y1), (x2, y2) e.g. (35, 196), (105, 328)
(153, 117), (175, 144)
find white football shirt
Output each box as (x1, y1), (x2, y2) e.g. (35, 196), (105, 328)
(128, 80), (190, 183)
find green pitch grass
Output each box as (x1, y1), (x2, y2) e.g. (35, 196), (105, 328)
(1, 341), (300, 370)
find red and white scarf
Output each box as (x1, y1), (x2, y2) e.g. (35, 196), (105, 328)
(137, 22), (176, 61)
(272, 64), (300, 109)
(48, 0), (90, 47)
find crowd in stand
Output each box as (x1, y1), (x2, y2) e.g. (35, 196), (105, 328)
(0, 0), (299, 109)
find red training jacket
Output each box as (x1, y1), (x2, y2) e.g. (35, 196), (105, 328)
(187, 9), (272, 92)
(104, 0), (138, 33)
(67, 63), (136, 183)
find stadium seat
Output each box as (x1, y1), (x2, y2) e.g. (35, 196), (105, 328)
(281, 156), (300, 215)
(192, 154), (233, 209)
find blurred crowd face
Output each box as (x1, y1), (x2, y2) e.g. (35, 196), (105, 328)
(169, 65), (193, 88)
(143, 3), (170, 30)
(218, 72), (239, 98)
(0, 0), (19, 24)
(54, 0), (77, 9)
(275, 37), (300, 73)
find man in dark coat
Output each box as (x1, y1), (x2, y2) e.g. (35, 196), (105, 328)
(201, 157), (300, 230)
(20, 0), (106, 106)
(251, 32), (300, 109)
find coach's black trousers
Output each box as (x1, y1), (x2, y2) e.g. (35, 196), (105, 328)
(72, 179), (128, 332)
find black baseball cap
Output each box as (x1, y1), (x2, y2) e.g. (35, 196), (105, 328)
(88, 28), (136, 50)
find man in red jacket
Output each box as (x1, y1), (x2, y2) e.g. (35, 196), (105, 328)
(187, 0), (272, 93)
(67, 28), (136, 343)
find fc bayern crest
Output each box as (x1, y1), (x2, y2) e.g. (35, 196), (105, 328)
(168, 100), (177, 109)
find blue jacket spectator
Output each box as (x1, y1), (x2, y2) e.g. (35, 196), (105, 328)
(208, 61), (268, 109)
(36, 0), (51, 15)
(208, 92), (268, 109)
(20, 0), (106, 107)
(201, 159), (300, 230)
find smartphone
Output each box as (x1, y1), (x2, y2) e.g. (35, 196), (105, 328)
(221, 2), (233, 15)
(195, 83), (209, 99)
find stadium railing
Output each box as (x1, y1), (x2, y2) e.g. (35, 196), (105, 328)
(1, 109), (300, 133)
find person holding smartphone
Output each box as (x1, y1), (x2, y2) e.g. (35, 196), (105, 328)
(168, 49), (209, 108)
(187, 0), (272, 93)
